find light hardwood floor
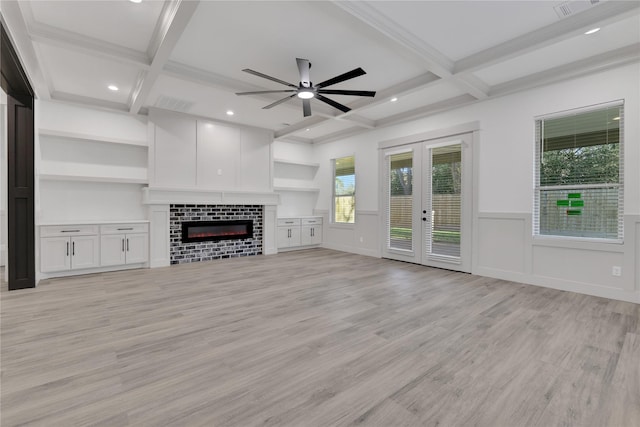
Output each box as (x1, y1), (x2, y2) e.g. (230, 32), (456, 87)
(1, 249), (639, 426)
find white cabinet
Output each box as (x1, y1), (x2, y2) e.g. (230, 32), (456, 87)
(277, 217), (322, 250)
(40, 222), (148, 276)
(277, 218), (301, 248)
(40, 225), (100, 273)
(100, 223), (149, 266)
(301, 218), (322, 246)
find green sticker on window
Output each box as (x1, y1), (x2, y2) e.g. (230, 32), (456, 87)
(570, 200), (584, 207)
(567, 209), (582, 216)
(556, 200), (570, 206)
(568, 193), (581, 199)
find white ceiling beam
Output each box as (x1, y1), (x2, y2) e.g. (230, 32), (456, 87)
(329, 1), (489, 100)
(374, 94), (476, 128)
(489, 43), (640, 97)
(28, 23), (151, 69)
(51, 91), (129, 112)
(129, 0), (199, 114)
(339, 114), (376, 129)
(454, 1), (640, 74)
(274, 116), (327, 139)
(0, 1), (50, 99)
(312, 126), (368, 145)
(331, 1), (453, 78)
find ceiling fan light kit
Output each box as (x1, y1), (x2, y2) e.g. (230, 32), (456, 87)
(236, 58), (376, 117)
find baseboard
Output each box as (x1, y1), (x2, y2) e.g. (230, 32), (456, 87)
(39, 263), (148, 281)
(475, 266), (640, 304)
(321, 242), (380, 258)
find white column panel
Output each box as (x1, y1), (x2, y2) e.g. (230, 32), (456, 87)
(148, 204), (170, 267)
(152, 111), (196, 187)
(264, 205), (277, 255)
(240, 127), (272, 191)
(197, 121), (240, 189)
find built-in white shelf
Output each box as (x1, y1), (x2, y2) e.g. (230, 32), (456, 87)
(273, 158), (319, 168)
(39, 173), (148, 185)
(273, 186), (320, 193)
(39, 128), (148, 148)
(39, 162), (148, 184)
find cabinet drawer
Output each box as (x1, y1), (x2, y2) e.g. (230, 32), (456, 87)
(40, 225), (99, 237)
(301, 217), (322, 225)
(277, 218), (301, 227)
(100, 223), (149, 235)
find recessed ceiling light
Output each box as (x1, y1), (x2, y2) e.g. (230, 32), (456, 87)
(129, 0), (142, 3)
(226, 110), (234, 116)
(305, 128), (310, 132)
(390, 97), (398, 102)
(612, 116), (620, 121)
(584, 27), (600, 35)
(107, 85), (119, 91)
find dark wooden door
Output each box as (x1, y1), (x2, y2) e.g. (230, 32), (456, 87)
(7, 95), (35, 289)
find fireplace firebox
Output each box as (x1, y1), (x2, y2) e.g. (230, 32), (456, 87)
(181, 220), (253, 243)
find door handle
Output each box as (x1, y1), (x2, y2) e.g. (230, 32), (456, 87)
(126, 238), (129, 252)
(72, 241), (75, 256)
(122, 238), (125, 252)
(422, 217), (427, 221)
(66, 242), (69, 256)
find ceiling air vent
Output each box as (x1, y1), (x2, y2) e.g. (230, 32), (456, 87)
(154, 95), (194, 113)
(554, 0), (602, 18)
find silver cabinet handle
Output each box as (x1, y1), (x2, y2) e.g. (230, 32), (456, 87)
(118, 227), (134, 231)
(126, 238), (129, 252)
(72, 241), (75, 256)
(66, 242), (69, 256)
(61, 229), (80, 233)
(122, 238), (125, 252)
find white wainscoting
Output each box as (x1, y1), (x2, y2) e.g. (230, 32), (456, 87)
(475, 213), (640, 303)
(317, 209), (381, 258)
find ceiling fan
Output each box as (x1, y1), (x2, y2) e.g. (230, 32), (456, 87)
(235, 58), (376, 117)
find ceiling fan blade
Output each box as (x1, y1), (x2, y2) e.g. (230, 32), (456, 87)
(236, 90), (296, 96)
(302, 98), (311, 117)
(242, 69), (297, 88)
(317, 89), (376, 97)
(263, 94), (296, 109)
(296, 58), (311, 88)
(316, 67), (366, 88)
(315, 94), (351, 113)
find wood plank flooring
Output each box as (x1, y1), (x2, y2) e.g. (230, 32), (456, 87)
(1, 249), (639, 426)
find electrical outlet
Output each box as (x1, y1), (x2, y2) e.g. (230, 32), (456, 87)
(612, 266), (622, 277)
(359, 236), (364, 243)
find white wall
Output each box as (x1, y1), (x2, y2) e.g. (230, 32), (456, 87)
(312, 63), (640, 303)
(1, 89), (6, 271)
(149, 109), (272, 192)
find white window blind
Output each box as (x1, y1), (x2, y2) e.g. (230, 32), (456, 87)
(534, 101), (623, 241)
(333, 156), (355, 223)
(388, 151), (413, 251)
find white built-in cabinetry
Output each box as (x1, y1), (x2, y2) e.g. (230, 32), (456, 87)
(277, 217), (322, 250)
(100, 223), (149, 266)
(40, 222), (148, 276)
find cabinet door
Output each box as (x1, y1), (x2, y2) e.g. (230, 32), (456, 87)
(71, 236), (99, 270)
(289, 226), (301, 247)
(301, 226), (312, 246)
(277, 227), (291, 248)
(125, 233), (148, 264)
(301, 226), (322, 245)
(41, 237), (71, 272)
(100, 234), (126, 267)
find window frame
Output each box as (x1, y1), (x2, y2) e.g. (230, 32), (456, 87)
(332, 155), (356, 225)
(533, 100), (624, 243)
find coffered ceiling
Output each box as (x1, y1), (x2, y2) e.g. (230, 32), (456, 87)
(2, 0), (638, 143)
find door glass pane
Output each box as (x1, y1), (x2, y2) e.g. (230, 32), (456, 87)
(389, 152), (413, 251)
(429, 145), (461, 258)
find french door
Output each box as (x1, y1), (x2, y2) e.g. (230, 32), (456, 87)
(381, 133), (472, 273)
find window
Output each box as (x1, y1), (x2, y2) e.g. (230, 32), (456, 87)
(333, 156), (355, 223)
(534, 101), (623, 241)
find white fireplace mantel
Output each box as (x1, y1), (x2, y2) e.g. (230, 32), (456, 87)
(143, 187), (279, 268)
(142, 187), (280, 206)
